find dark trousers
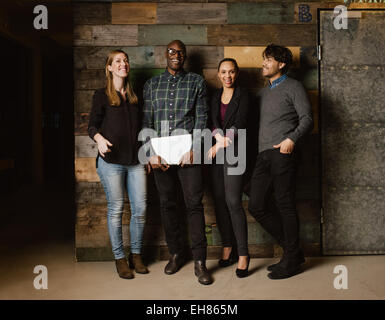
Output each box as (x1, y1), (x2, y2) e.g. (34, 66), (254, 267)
(248, 148), (300, 257)
(153, 165), (207, 261)
(211, 163), (249, 256)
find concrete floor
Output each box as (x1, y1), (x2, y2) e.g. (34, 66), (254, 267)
(0, 184), (384, 300)
(0, 239), (384, 300)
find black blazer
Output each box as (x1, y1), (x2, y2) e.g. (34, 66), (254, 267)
(210, 85), (250, 138)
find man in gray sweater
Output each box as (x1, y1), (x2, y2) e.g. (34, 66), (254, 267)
(248, 44), (313, 279)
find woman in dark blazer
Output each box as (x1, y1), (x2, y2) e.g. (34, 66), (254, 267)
(207, 58), (250, 277)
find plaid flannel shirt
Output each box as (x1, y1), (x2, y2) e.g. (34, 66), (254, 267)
(142, 69), (209, 153)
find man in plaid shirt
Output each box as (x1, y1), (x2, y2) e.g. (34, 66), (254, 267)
(142, 40), (212, 285)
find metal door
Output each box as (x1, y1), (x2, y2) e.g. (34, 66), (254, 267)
(320, 10), (385, 254)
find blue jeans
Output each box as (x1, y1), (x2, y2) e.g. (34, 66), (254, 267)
(97, 157), (147, 259)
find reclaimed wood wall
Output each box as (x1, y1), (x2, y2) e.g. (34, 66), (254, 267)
(73, 0), (382, 261)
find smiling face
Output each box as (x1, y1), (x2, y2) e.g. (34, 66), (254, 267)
(217, 60), (238, 88)
(262, 54), (285, 79)
(165, 41), (186, 74)
(107, 52), (129, 79)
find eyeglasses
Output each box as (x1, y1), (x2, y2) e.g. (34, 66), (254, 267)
(167, 48), (185, 56)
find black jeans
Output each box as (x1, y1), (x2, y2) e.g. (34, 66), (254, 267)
(248, 148), (300, 257)
(211, 162), (249, 256)
(153, 165), (207, 261)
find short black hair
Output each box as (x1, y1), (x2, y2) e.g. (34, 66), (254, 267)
(263, 44), (293, 74)
(167, 40), (186, 54)
(217, 58), (239, 72)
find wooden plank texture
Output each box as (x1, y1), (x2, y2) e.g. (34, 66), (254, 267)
(228, 2), (294, 24)
(139, 25), (207, 45)
(111, 3), (157, 24)
(308, 90), (319, 134)
(74, 112), (90, 136)
(74, 25), (138, 46)
(154, 45), (224, 69)
(75, 69), (104, 90)
(74, 90), (94, 113)
(75, 68), (164, 91)
(72, 3), (111, 25)
(300, 46), (318, 68)
(224, 46), (300, 68)
(74, 46), (156, 70)
(157, 3), (227, 24)
(75, 157), (99, 182)
(75, 135), (97, 158)
(208, 24), (317, 46)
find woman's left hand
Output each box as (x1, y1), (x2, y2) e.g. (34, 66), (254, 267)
(207, 143), (221, 159)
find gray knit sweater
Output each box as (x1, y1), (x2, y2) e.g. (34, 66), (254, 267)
(257, 77), (314, 153)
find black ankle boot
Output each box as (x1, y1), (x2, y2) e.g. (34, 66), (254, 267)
(164, 253), (184, 275)
(194, 260), (213, 285)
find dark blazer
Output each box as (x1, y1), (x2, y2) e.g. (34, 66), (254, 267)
(210, 85), (250, 138)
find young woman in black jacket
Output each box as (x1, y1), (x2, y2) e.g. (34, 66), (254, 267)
(207, 58), (250, 278)
(88, 50), (148, 279)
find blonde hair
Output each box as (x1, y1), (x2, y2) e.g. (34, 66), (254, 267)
(105, 50), (138, 106)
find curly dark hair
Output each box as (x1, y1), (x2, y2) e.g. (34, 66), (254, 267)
(262, 44), (293, 75)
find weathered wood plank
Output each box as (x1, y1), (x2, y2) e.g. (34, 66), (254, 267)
(75, 135), (98, 158)
(228, 2), (294, 24)
(300, 46), (318, 68)
(154, 45), (224, 70)
(74, 90), (94, 113)
(74, 25), (138, 46)
(75, 224), (111, 248)
(74, 46), (156, 70)
(75, 68), (164, 91)
(224, 46), (300, 68)
(208, 24), (317, 46)
(75, 157), (99, 182)
(72, 3), (111, 25)
(74, 112), (90, 136)
(291, 67), (318, 90)
(308, 90), (319, 134)
(157, 3), (227, 24)
(139, 25), (207, 45)
(74, 69), (104, 90)
(111, 3), (157, 24)
(76, 182), (107, 204)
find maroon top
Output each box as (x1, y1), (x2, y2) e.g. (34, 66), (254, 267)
(220, 102), (229, 128)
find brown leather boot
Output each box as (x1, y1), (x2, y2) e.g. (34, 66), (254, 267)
(129, 253), (149, 274)
(115, 258), (134, 279)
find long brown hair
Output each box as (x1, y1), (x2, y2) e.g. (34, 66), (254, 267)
(105, 50), (138, 106)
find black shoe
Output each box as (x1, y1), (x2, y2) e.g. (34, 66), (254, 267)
(235, 255), (250, 278)
(194, 260), (213, 285)
(267, 250), (305, 272)
(164, 253), (184, 275)
(267, 265), (303, 279)
(218, 248), (237, 268)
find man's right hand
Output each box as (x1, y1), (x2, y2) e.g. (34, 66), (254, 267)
(149, 155), (170, 171)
